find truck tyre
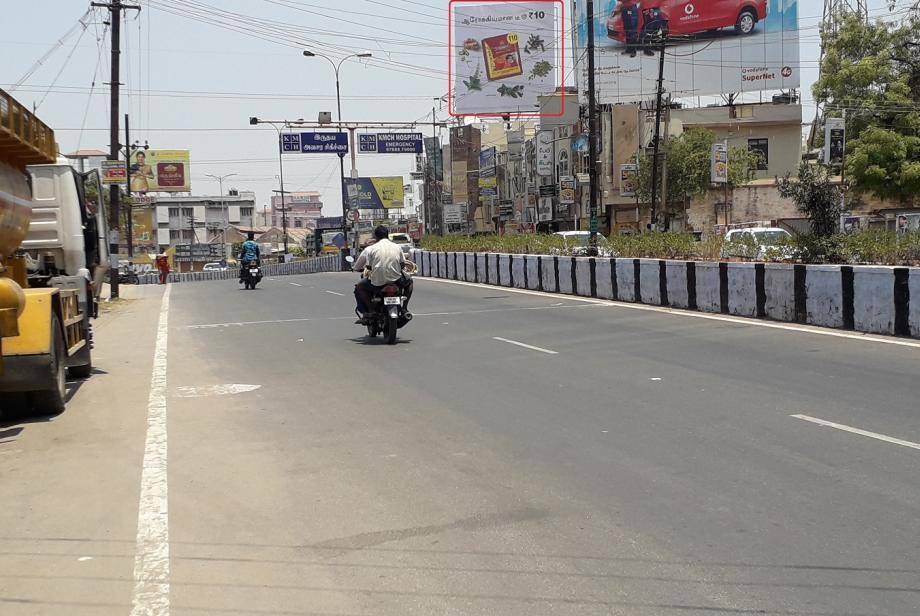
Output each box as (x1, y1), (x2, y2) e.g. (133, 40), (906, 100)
(29, 315), (66, 415)
(68, 346), (92, 379)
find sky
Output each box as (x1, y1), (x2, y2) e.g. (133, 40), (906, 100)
(0, 0), (906, 216)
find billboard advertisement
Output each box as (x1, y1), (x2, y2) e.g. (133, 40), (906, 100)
(130, 150), (190, 193)
(346, 177), (404, 209)
(575, 0), (799, 103)
(824, 117), (845, 165)
(130, 205), (158, 252)
(619, 163), (638, 196)
(450, 1), (561, 116)
(711, 143), (729, 183)
(101, 160), (127, 185)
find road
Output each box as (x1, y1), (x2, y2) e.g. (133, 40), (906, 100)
(1, 272), (919, 616)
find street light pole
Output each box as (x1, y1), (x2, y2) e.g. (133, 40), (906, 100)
(205, 172), (237, 254)
(586, 0), (600, 255)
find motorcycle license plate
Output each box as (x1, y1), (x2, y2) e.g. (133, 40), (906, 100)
(383, 296), (402, 305)
(250, 269), (259, 274)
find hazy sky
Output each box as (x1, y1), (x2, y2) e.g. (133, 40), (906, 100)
(0, 0), (903, 215)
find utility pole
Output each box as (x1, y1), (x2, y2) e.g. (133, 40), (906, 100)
(586, 0), (600, 254)
(124, 113), (133, 258)
(649, 37), (666, 231)
(93, 0), (139, 296)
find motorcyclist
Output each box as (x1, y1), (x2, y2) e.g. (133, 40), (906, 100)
(239, 231), (260, 282)
(352, 225), (413, 324)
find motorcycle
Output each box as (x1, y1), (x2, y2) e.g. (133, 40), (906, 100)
(346, 256), (416, 345)
(240, 261), (262, 290)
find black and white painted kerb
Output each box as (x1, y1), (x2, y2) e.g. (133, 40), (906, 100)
(415, 252), (920, 339)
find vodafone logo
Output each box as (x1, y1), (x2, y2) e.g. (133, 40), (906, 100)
(684, 3), (695, 14)
(782, 66), (793, 77)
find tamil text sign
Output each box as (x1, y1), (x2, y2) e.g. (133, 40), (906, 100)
(101, 160), (126, 185)
(281, 132), (348, 154)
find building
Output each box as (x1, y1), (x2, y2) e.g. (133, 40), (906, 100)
(270, 191), (323, 230)
(153, 190), (256, 249)
(448, 124), (482, 233)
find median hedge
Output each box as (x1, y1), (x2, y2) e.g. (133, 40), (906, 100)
(419, 231), (920, 266)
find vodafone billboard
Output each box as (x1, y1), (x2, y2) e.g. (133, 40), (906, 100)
(574, 0), (799, 103)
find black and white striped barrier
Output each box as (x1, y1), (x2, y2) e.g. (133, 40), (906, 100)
(415, 251), (920, 339)
(135, 254), (342, 284)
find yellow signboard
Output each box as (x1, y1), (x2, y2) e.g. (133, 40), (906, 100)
(129, 149), (191, 193)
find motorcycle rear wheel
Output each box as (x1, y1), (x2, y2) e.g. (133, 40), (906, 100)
(384, 316), (397, 345)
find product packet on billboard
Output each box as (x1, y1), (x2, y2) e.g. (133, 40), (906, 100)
(482, 33), (524, 81)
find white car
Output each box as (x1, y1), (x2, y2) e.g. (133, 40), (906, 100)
(202, 262), (228, 272)
(389, 233), (414, 255)
(722, 227), (793, 260)
(552, 231), (612, 257)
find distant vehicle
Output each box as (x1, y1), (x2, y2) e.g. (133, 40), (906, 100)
(389, 232), (414, 254)
(552, 231), (613, 257)
(240, 261), (262, 290)
(722, 227), (793, 260)
(607, 0), (767, 44)
(203, 262), (227, 272)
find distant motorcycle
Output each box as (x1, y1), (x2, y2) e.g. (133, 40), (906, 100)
(346, 256), (415, 345)
(240, 261), (262, 290)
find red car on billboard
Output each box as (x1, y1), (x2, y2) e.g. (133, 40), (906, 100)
(607, 0), (768, 45)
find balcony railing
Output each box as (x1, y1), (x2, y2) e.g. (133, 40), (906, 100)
(0, 88), (57, 168)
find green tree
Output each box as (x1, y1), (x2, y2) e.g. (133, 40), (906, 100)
(813, 11), (920, 203)
(777, 163), (843, 237)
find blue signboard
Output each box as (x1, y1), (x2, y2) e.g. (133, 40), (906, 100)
(359, 134), (378, 153)
(280, 132), (348, 154)
(377, 133), (423, 154)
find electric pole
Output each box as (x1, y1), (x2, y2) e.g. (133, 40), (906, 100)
(125, 113), (133, 258)
(92, 0), (140, 296)
(649, 37), (666, 231)
(586, 0), (600, 254)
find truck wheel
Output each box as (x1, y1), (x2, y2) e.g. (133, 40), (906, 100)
(29, 315), (66, 416)
(735, 9), (756, 35)
(68, 346), (92, 379)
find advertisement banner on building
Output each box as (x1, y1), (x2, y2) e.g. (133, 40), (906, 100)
(479, 147), (498, 196)
(824, 117), (845, 165)
(101, 160), (127, 185)
(450, 1), (561, 116)
(711, 143), (729, 184)
(538, 197), (553, 221)
(536, 130), (554, 176)
(619, 164), (638, 196)
(559, 176), (576, 204)
(131, 206), (157, 251)
(346, 177), (405, 209)
(574, 0), (800, 103)
(129, 149), (190, 193)
(424, 137), (443, 179)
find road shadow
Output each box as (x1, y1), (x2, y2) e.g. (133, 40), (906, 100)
(0, 377), (85, 427)
(348, 336), (413, 346)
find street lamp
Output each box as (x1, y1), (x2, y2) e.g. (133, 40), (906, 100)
(249, 116), (290, 255)
(302, 50), (372, 231)
(205, 172), (237, 252)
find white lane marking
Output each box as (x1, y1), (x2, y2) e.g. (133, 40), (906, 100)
(78, 556), (93, 562)
(186, 316), (352, 329)
(791, 414), (920, 451)
(173, 384), (261, 398)
(493, 336), (558, 355)
(649, 377), (662, 381)
(289, 282), (303, 287)
(324, 290), (345, 296)
(131, 284), (171, 616)
(420, 278), (920, 349)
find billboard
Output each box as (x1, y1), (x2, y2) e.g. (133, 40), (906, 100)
(101, 160), (127, 185)
(346, 177), (404, 209)
(619, 164), (638, 196)
(450, 1), (561, 116)
(711, 143), (729, 184)
(129, 150), (190, 193)
(130, 205), (157, 251)
(574, 0), (799, 103)
(824, 117), (845, 165)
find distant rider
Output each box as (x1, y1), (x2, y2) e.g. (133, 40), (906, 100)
(352, 225), (413, 323)
(239, 231), (261, 282)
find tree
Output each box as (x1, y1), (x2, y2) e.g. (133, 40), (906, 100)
(777, 163), (843, 237)
(813, 11), (920, 203)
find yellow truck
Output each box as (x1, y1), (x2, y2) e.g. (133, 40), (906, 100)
(0, 88), (109, 414)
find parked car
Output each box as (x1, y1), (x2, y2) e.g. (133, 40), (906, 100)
(389, 232), (414, 255)
(203, 262), (228, 272)
(552, 231), (613, 257)
(607, 0), (767, 44)
(722, 227), (792, 260)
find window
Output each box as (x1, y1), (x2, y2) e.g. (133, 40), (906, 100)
(168, 207), (179, 217)
(557, 150), (569, 178)
(294, 219), (303, 228)
(241, 207), (253, 217)
(181, 207), (193, 218)
(748, 138), (769, 170)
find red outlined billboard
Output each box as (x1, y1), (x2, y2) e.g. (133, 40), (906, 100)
(449, 0), (565, 118)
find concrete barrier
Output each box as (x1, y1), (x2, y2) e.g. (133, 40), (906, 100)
(665, 261), (690, 309)
(853, 266), (896, 335)
(595, 258), (614, 300)
(764, 263), (795, 322)
(727, 262), (757, 317)
(615, 259), (636, 302)
(558, 257), (574, 295)
(805, 265), (844, 329)
(575, 258), (592, 297)
(136, 254), (341, 284)
(639, 259), (661, 306)
(695, 262), (721, 313)
(415, 251), (919, 340)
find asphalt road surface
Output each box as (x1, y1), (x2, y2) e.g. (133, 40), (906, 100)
(2, 272), (919, 616)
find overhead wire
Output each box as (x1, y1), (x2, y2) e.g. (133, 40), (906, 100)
(35, 14), (91, 111)
(9, 8), (92, 91)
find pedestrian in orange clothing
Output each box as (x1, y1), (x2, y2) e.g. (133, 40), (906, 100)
(156, 255), (170, 284)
